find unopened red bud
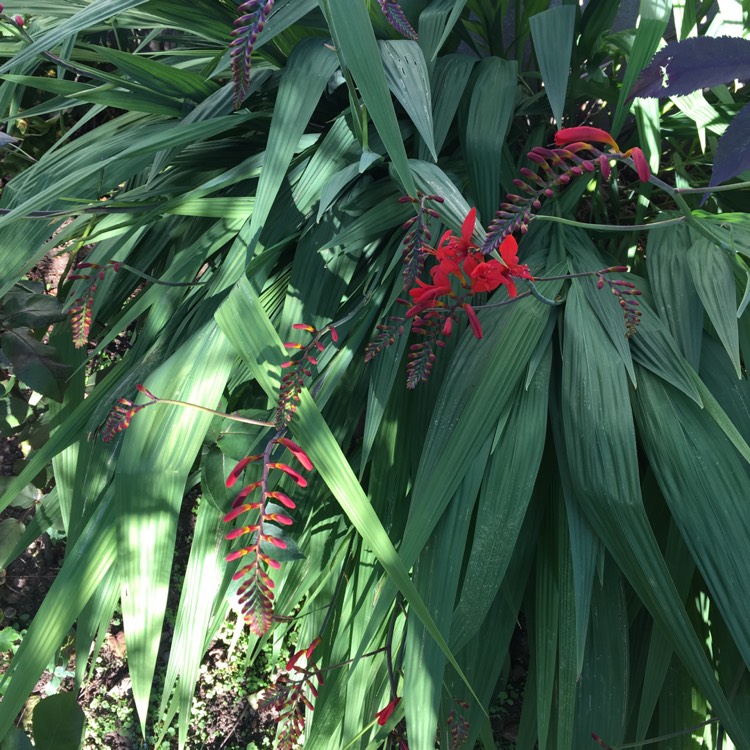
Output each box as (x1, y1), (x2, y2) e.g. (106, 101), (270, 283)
(329, 326), (339, 342)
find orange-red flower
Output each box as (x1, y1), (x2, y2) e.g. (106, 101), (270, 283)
(499, 235), (533, 281)
(431, 207), (478, 271)
(464, 256), (511, 294)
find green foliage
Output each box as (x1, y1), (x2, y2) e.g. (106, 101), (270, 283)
(0, 1), (749, 750)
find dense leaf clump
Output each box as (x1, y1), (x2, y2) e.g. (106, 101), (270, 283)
(1, 2), (750, 750)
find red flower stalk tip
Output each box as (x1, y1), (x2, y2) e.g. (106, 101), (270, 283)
(375, 697), (401, 726)
(555, 126), (619, 151)
(626, 146), (651, 182)
(135, 383), (157, 400)
(463, 303), (483, 339)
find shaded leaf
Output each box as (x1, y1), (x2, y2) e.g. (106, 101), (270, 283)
(0, 728), (33, 750)
(530, 6), (576, 126)
(0, 519), (25, 565)
(687, 238), (740, 376)
(711, 100), (750, 187)
(0, 293), (66, 329)
(0, 330), (72, 401)
(32, 693), (85, 750)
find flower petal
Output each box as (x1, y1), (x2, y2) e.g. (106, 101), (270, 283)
(461, 207), (477, 245)
(555, 126), (619, 151)
(627, 146), (651, 182)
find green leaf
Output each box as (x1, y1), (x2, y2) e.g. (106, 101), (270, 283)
(0, 0), (151, 74)
(245, 39), (339, 247)
(611, 2), (670, 136)
(530, 5), (576, 126)
(32, 693), (85, 750)
(404, 440), (489, 750)
(646, 222), (703, 368)
(687, 238), (740, 376)
(632, 366), (750, 670)
(380, 40), (437, 161)
(464, 57), (517, 223)
(327, 0), (416, 194)
(0, 519), (25, 566)
(215, 276), (483, 710)
(0, 728), (33, 750)
(83, 44), (219, 101)
(0, 292), (66, 329)
(560, 282), (747, 745)
(450, 349), (552, 650)
(426, 53), (476, 158)
(114, 323), (235, 728)
(159, 449), (229, 747)
(1, 330), (73, 401)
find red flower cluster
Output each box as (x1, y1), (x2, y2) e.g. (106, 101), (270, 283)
(406, 208), (533, 338)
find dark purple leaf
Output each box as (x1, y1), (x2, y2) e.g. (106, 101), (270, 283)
(629, 37), (750, 100)
(710, 100), (750, 186)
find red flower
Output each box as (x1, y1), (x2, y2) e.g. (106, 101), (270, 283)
(499, 235), (533, 281)
(375, 697), (401, 726)
(431, 208), (477, 270)
(408, 277), (450, 307)
(465, 257), (511, 294)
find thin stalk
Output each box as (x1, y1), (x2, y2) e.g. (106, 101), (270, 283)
(531, 214), (686, 232)
(150, 397), (274, 428)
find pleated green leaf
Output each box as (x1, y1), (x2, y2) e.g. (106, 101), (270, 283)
(426, 53), (476, 158)
(464, 57), (517, 223)
(450, 348), (552, 650)
(647, 222), (703, 368)
(611, 0), (671, 136)
(632, 365), (750, 669)
(561, 281), (747, 746)
(380, 41), (437, 161)
(0, 0), (151, 74)
(246, 39), (339, 244)
(687, 238), (741, 376)
(327, 0), (416, 195)
(530, 5), (576, 126)
(114, 323), (235, 727)
(159, 450), (228, 749)
(405, 278), (561, 567)
(404, 440), (488, 750)
(572, 565), (628, 746)
(83, 44), (219, 101)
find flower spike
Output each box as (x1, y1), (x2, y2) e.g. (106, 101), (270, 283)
(224, 429), (313, 635)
